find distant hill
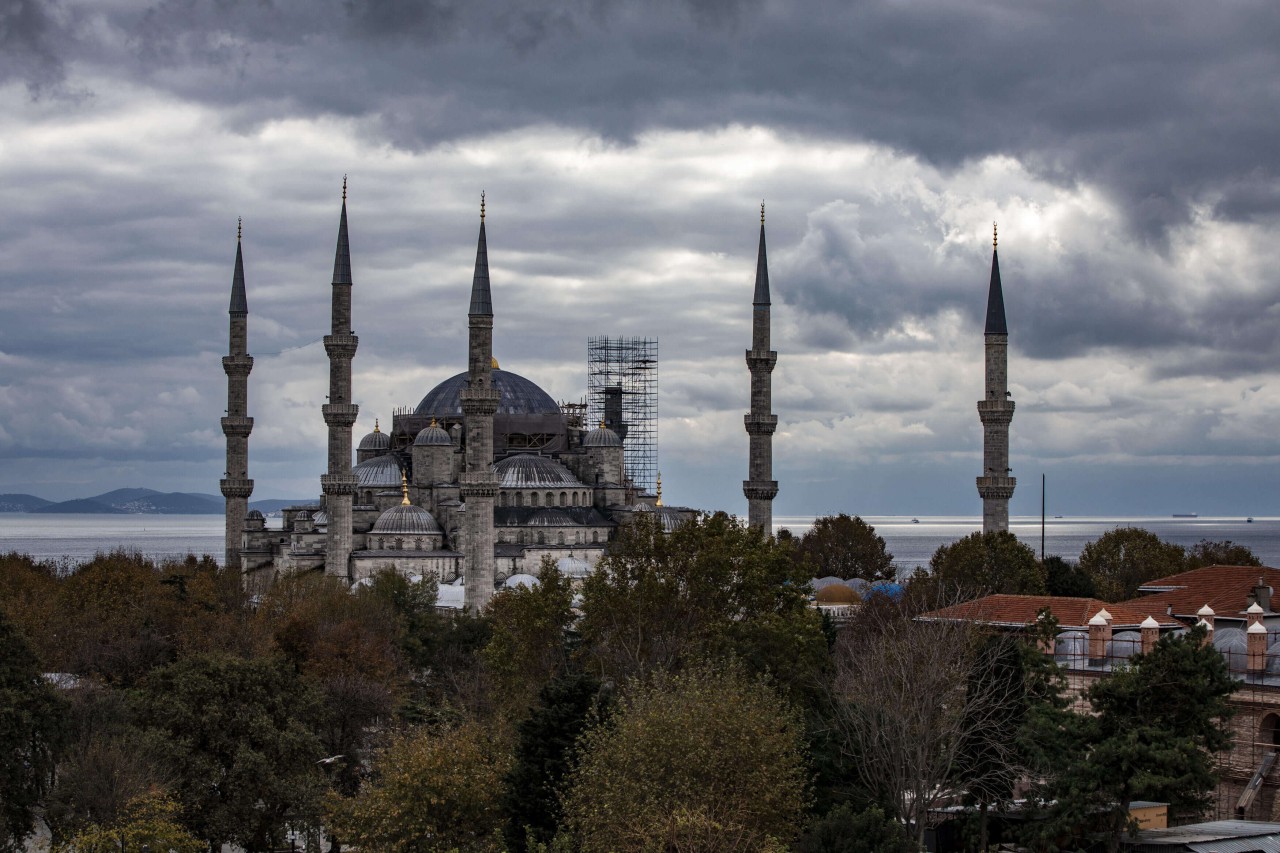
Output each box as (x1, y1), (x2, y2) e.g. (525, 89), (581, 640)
(0, 493), (53, 512)
(7, 489), (311, 515)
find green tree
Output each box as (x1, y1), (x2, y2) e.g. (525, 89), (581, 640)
(1043, 554), (1096, 598)
(55, 791), (202, 853)
(794, 804), (914, 853)
(927, 531), (1045, 599)
(576, 512), (826, 694)
(561, 663), (809, 851)
(1027, 626), (1236, 852)
(483, 559), (575, 716)
(1185, 539), (1263, 570)
(1079, 527), (1186, 601)
(326, 720), (510, 853)
(798, 514), (895, 581)
(132, 653), (325, 851)
(0, 608), (67, 852)
(500, 670), (603, 852)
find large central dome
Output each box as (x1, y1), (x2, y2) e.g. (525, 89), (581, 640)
(415, 369), (561, 418)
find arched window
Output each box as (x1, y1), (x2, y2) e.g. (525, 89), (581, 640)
(560, 492), (567, 506)
(395, 537), (404, 550)
(537, 531), (545, 545)
(415, 538), (422, 551)
(499, 492), (507, 507)
(557, 532), (565, 545)
(571, 491), (578, 506)
(546, 492), (554, 507)
(531, 492), (539, 507)
(515, 492), (523, 507)
(592, 530), (599, 544)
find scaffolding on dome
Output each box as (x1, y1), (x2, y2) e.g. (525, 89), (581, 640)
(587, 336), (657, 493)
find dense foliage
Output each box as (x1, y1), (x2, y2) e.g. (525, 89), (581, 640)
(797, 513), (896, 581)
(927, 530), (1045, 598)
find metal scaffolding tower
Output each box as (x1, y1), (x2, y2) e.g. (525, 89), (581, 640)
(587, 336), (658, 493)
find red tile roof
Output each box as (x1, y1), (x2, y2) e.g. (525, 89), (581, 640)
(1126, 564), (1280, 620)
(922, 594), (1181, 630)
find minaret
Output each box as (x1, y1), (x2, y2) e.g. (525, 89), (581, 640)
(220, 218), (254, 570)
(743, 202), (779, 532)
(460, 193), (500, 610)
(976, 223), (1015, 533)
(321, 178), (360, 578)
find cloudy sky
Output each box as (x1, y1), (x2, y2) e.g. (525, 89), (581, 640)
(2, 0), (1279, 518)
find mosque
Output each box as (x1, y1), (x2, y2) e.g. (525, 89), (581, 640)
(219, 182), (1011, 609)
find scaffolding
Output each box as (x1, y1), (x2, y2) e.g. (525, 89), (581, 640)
(587, 336), (658, 493)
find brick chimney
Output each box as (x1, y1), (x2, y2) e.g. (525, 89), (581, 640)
(1089, 611), (1110, 664)
(1248, 621), (1268, 673)
(1197, 603), (1215, 632)
(1248, 601), (1265, 629)
(1141, 615), (1160, 654)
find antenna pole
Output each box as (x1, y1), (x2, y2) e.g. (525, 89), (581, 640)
(1041, 473), (1046, 563)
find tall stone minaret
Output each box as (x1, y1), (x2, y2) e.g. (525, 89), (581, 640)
(743, 203), (779, 532)
(460, 194), (500, 610)
(321, 179), (360, 579)
(221, 219), (254, 570)
(976, 223), (1015, 533)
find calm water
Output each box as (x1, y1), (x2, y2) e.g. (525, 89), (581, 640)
(0, 513), (1277, 570)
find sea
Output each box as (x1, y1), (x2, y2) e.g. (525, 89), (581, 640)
(0, 513), (1278, 572)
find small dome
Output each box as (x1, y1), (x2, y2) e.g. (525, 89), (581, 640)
(582, 424), (623, 448)
(246, 509), (264, 520)
(295, 510), (312, 521)
(493, 454), (585, 488)
(816, 584), (859, 605)
(414, 420), (453, 446)
(372, 504), (442, 535)
(358, 420), (391, 452)
(505, 573), (539, 589)
(354, 455), (402, 488)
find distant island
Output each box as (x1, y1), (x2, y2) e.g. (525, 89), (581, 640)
(0, 488), (306, 515)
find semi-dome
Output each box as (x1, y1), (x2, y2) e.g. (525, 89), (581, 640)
(354, 454), (402, 488)
(493, 454), (585, 488)
(528, 508), (579, 527)
(416, 369), (562, 418)
(358, 420), (391, 453)
(312, 510), (328, 526)
(372, 503), (443, 535)
(582, 424), (623, 447)
(414, 420), (453, 446)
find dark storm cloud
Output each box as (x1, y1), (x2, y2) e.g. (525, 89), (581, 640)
(45, 0), (1280, 242)
(0, 0), (74, 93)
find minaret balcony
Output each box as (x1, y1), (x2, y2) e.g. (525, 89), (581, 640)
(221, 416), (254, 437)
(322, 403), (360, 427)
(744, 413), (778, 436)
(743, 480), (779, 501)
(459, 470), (498, 498)
(976, 399), (1015, 425)
(745, 349), (778, 370)
(220, 478), (254, 499)
(323, 334), (359, 359)
(321, 474), (359, 496)
(222, 354), (254, 376)
(976, 476), (1017, 500)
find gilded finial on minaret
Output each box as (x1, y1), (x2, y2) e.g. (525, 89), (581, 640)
(342, 174), (348, 201)
(656, 472), (663, 507)
(761, 200), (765, 223)
(480, 191), (486, 222)
(993, 221), (998, 249)
(400, 471), (410, 506)
(237, 217), (242, 242)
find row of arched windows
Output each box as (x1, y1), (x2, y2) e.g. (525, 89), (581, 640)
(499, 490), (588, 508)
(496, 529), (603, 546)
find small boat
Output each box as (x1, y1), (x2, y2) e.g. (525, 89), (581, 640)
(911, 518), (919, 524)
(1247, 517), (1255, 523)
(1172, 513), (1198, 518)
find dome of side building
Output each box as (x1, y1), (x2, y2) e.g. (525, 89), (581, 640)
(493, 454), (585, 488)
(582, 423), (623, 447)
(372, 503), (443, 535)
(358, 420), (391, 453)
(414, 420), (453, 446)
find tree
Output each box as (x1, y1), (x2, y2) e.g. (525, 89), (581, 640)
(1186, 539), (1263, 570)
(500, 670), (603, 852)
(576, 512), (826, 693)
(482, 559), (575, 716)
(1079, 527), (1186, 601)
(560, 663), (809, 851)
(55, 791), (202, 853)
(794, 804), (914, 853)
(798, 514), (895, 581)
(1043, 554), (1096, 598)
(830, 603), (1037, 849)
(0, 608), (67, 852)
(132, 653), (326, 851)
(325, 720), (510, 853)
(1026, 626), (1236, 852)
(927, 531), (1045, 599)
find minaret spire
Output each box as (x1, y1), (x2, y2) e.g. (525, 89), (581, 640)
(460, 193), (500, 610)
(221, 219), (254, 569)
(744, 203), (779, 532)
(321, 180), (360, 578)
(977, 222), (1015, 533)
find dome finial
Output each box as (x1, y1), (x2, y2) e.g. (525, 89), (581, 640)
(993, 221), (998, 250)
(237, 216), (242, 242)
(599, 418), (606, 429)
(480, 190), (486, 222)
(401, 471), (410, 506)
(430, 416), (438, 428)
(342, 174), (348, 201)
(373, 418), (380, 433)
(656, 472), (663, 507)
(760, 200), (765, 223)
